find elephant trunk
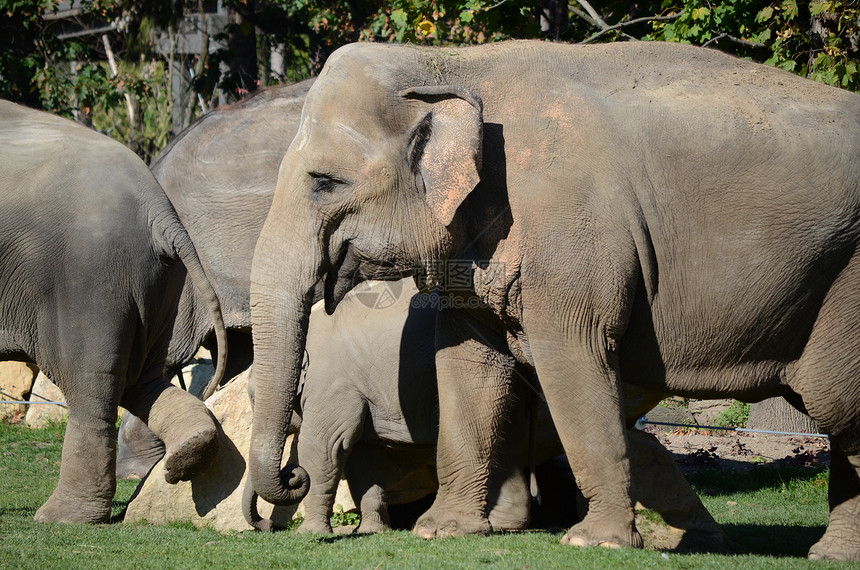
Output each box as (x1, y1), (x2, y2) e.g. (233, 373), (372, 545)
(246, 214), (320, 523)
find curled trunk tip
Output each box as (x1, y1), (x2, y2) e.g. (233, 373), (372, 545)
(243, 463), (310, 531)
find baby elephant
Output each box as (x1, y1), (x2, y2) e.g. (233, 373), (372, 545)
(257, 280), (726, 549)
(0, 101), (226, 523)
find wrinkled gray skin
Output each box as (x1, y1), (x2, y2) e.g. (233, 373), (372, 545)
(0, 100), (228, 523)
(253, 280), (727, 551)
(115, 80), (313, 480)
(249, 41), (860, 561)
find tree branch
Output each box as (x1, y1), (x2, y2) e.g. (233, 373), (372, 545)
(574, 0), (610, 30)
(577, 11), (684, 44)
(569, 5), (597, 28)
(702, 32), (765, 49)
(101, 34), (135, 124)
(482, 0), (511, 11)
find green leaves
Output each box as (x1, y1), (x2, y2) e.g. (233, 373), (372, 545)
(648, 0), (858, 92)
(756, 5), (775, 21)
(691, 6), (711, 20)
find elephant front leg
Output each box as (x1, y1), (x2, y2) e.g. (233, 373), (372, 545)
(530, 331), (641, 549)
(627, 429), (732, 552)
(486, 463), (531, 531)
(35, 387), (117, 524)
(293, 437), (339, 534)
(294, 404), (366, 534)
(414, 308), (517, 539)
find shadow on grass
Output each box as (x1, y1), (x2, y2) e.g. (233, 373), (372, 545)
(685, 465), (827, 496)
(0, 507), (36, 518)
(721, 523), (825, 557)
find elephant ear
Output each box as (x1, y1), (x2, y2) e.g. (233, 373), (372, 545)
(401, 85), (483, 227)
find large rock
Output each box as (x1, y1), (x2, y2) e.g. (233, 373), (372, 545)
(124, 368), (354, 532)
(174, 348), (215, 398)
(24, 372), (67, 428)
(0, 361), (38, 421)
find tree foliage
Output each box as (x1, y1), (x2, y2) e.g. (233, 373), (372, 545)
(2, 0), (858, 160)
(646, 0), (859, 90)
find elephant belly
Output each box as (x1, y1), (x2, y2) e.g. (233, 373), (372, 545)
(617, 283), (823, 401)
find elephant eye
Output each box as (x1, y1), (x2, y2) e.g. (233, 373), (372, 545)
(309, 172), (351, 205)
(309, 173), (341, 194)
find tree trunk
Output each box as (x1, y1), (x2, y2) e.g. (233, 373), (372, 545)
(225, 2), (258, 98)
(747, 397), (819, 434)
(537, 0), (569, 40)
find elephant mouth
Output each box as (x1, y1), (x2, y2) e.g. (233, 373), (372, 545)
(323, 241), (415, 314)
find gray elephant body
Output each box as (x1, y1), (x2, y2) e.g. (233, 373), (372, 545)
(0, 100), (227, 523)
(103, 80), (723, 543)
(249, 41), (860, 560)
(116, 80), (312, 479)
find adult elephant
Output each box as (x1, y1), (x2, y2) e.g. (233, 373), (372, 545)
(0, 100), (227, 523)
(248, 41), (860, 561)
(116, 79), (313, 479)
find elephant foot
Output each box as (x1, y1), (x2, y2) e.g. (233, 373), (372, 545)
(34, 489), (111, 524)
(808, 449), (860, 562)
(808, 521), (860, 561)
(116, 448), (164, 480)
(356, 510), (390, 534)
(116, 413), (165, 480)
(561, 514), (643, 549)
(413, 505), (492, 539)
(163, 426), (219, 485)
(296, 517), (333, 534)
(487, 506), (530, 532)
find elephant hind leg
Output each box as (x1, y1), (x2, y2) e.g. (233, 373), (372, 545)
(788, 252), (860, 562)
(122, 380), (218, 484)
(345, 443), (393, 534)
(35, 376), (119, 524)
(116, 412), (165, 480)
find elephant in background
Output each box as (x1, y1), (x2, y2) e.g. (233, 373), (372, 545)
(156, 78), (315, 379)
(0, 100), (227, 523)
(248, 41), (860, 561)
(246, 279), (730, 552)
(116, 79), (313, 479)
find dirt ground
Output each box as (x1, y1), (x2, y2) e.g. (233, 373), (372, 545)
(642, 398), (830, 474)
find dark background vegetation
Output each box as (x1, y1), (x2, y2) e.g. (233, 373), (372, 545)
(2, 0), (858, 162)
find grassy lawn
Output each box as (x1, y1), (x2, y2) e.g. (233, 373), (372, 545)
(0, 421), (851, 569)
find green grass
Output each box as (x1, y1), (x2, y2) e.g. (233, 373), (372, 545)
(714, 401), (751, 428)
(0, 422), (852, 569)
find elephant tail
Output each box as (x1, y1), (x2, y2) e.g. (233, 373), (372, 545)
(151, 204), (228, 401)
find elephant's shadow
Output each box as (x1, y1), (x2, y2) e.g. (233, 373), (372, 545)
(719, 523), (825, 557)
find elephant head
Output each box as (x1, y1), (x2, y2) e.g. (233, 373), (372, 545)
(247, 44), (484, 513)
